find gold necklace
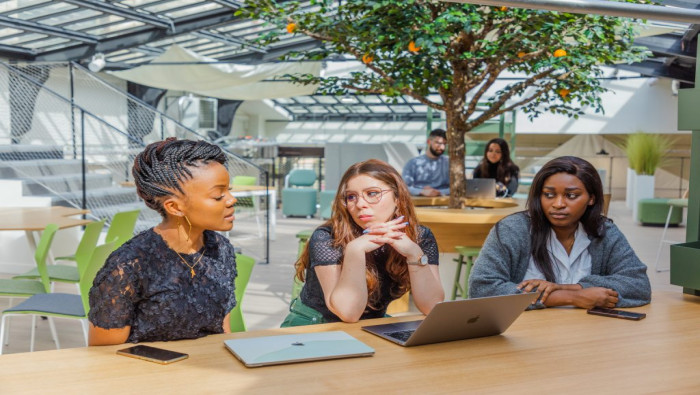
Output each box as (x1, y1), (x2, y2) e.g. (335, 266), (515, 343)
(175, 250), (204, 278)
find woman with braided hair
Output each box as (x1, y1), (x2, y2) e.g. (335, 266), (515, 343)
(88, 138), (238, 345)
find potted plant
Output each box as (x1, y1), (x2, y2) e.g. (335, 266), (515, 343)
(624, 132), (672, 221)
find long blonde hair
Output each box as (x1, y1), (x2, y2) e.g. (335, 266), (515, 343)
(295, 159), (419, 307)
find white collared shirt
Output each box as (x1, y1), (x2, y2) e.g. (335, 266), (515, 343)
(523, 223), (592, 284)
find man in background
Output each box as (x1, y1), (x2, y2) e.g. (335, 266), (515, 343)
(402, 129), (450, 196)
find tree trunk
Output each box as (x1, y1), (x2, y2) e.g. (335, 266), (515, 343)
(445, 108), (467, 209)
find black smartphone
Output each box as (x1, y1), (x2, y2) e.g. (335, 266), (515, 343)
(116, 345), (189, 364)
(587, 307), (646, 321)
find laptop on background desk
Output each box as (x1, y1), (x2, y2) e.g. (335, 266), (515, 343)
(224, 331), (374, 367)
(362, 292), (537, 347)
(466, 178), (497, 198)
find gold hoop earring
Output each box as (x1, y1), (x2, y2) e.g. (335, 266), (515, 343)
(184, 215), (192, 242)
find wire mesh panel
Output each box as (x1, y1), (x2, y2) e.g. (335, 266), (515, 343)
(0, 62), (271, 262)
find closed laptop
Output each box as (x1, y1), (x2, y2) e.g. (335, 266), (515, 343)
(224, 331), (374, 367)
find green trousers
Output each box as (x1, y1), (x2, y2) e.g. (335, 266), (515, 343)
(280, 298), (327, 327)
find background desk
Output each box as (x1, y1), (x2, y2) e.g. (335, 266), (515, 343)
(414, 198), (524, 252)
(0, 206), (91, 267)
(1, 291), (698, 393)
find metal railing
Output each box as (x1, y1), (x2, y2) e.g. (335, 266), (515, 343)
(0, 62), (272, 263)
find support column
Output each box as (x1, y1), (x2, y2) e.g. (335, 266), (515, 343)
(671, 39), (700, 295)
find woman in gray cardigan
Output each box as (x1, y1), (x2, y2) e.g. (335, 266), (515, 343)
(469, 156), (651, 309)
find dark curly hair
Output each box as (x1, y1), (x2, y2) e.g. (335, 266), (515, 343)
(132, 138), (227, 217)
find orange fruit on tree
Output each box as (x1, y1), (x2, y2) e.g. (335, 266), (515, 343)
(286, 22), (297, 34)
(517, 51), (526, 58)
(500, 6), (508, 11)
(408, 41), (421, 53)
(553, 48), (567, 58)
(559, 88), (570, 98)
(362, 53), (374, 64)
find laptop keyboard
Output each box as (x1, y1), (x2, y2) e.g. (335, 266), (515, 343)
(385, 329), (415, 342)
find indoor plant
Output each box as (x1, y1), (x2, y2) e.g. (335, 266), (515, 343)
(624, 132), (672, 220)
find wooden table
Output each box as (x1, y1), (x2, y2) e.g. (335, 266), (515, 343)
(0, 290), (697, 393)
(0, 206), (91, 255)
(414, 198), (524, 252)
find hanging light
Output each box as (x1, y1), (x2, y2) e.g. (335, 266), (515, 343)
(88, 53), (106, 72)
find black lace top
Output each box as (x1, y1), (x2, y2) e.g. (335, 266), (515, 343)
(300, 225), (439, 321)
(88, 228), (237, 343)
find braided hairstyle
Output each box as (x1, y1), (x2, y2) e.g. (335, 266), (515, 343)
(132, 138), (227, 217)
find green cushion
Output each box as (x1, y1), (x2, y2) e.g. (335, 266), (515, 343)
(638, 198), (683, 225)
(0, 279), (47, 297)
(282, 189), (317, 217)
(288, 169), (316, 187)
(13, 264), (80, 283)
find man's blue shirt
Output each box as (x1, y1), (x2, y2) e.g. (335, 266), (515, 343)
(402, 154), (450, 196)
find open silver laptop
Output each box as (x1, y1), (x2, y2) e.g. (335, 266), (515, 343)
(362, 293), (537, 347)
(224, 331), (374, 367)
(466, 178), (497, 198)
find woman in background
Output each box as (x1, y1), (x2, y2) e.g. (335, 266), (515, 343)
(282, 159), (444, 326)
(472, 137), (520, 197)
(89, 138), (238, 345)
(469, 156), (651, 309)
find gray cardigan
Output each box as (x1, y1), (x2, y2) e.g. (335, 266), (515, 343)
(468, 212), (651, 308)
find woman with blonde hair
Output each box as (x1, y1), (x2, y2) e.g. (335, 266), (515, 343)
(282, 159), (444, 326)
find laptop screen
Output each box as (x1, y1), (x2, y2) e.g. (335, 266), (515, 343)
(466, 178), (497, 198)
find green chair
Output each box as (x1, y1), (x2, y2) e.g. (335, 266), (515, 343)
(231, 175), (263, 237)
(105, 209), (140, 248)
(0, 224), (59, 300)
(1, 224), (59, 349)
(451, 246), (481, 300)
(13, 220), (105, 286)
(291, 230), (313, 300)
(0, 240), (116, 354)
(282, 169), (318, 217)
(229, 253), (256, 333)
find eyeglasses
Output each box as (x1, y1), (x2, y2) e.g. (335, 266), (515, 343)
(343, 188), (393, 206)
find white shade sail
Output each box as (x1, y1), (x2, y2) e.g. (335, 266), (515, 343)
(109, 45), (320, 100)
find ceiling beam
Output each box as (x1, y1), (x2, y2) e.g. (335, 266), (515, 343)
(442, 0), (700, 24)
(211, 0), (246, 9)
(0, 43), (36, 60)
(661, 0), (700, 9)
(636, 33), (697, 61)
(61, 0), (172, 29)
(0, 15), (99, 44)
(614, 60), (695, 84)
(35, 9), (241, 61)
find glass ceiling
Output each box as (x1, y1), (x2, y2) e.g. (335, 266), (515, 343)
(0, 0), (314, 66)
(0, 0), (696, 121)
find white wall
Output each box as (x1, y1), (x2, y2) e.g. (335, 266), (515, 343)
(517, 77), (684, 135)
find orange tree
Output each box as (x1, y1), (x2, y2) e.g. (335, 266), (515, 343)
(239, 1), (647, 207)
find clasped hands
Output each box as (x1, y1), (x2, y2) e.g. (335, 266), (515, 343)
(420, 186), (441, 197)
(517, 279), (619, 309)
(350, 216), (423, 263)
